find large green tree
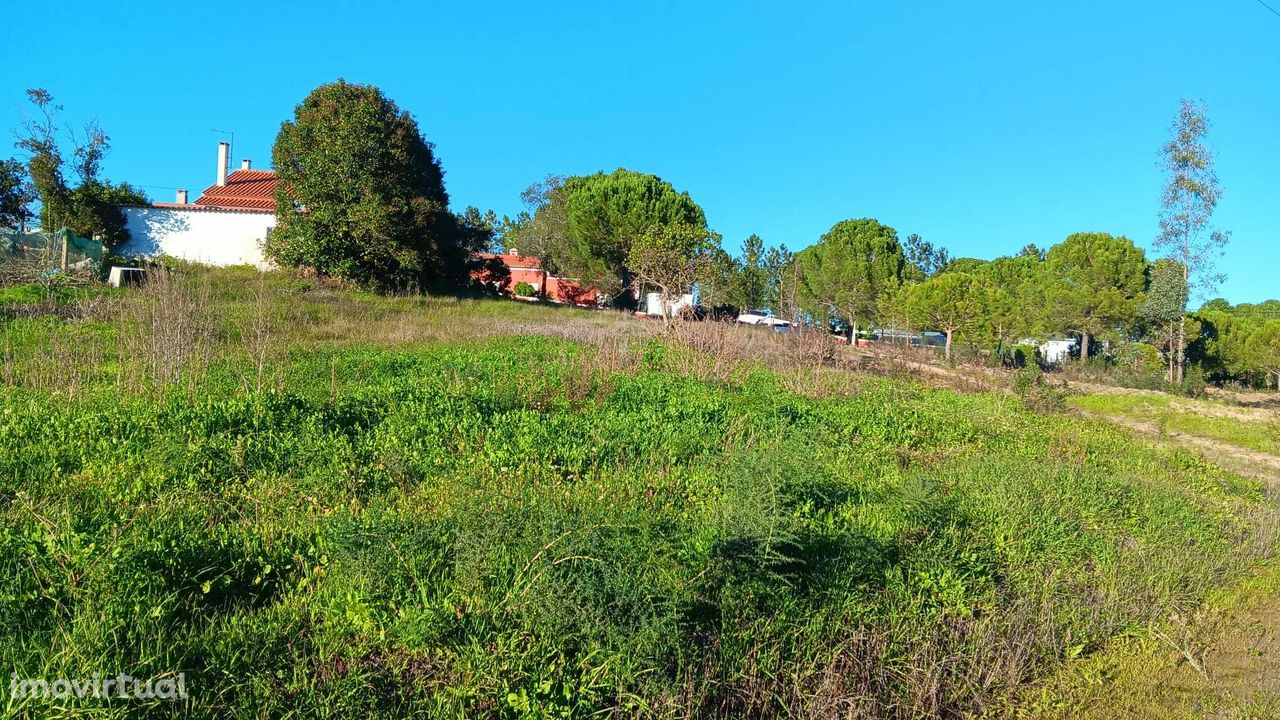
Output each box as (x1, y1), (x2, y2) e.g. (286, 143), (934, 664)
(1045, 232), (1147, 360)
(905, 271), (990, 361)
(1156, 99), (1229, 382)
(267, 80), (464, 290)
(974, 254), (1049, 353)
(528, 169), (706, 301)
(1244, 321), (1280, 392)
(795, 218), (906, 339)
(14, 88), (147, 244)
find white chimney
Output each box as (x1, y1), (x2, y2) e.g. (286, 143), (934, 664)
(508, 248), (519, 256)
(176, 189), (189, 204)
(241, 159), (251, 171)
(216, 142), (229, 187)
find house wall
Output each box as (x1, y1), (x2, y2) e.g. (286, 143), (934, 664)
(545, 277), (599, 305)
(506, 267), (546, 293)
(120, 207), (275, 268)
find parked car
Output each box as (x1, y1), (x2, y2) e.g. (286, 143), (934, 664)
(737, 309), (792, 329)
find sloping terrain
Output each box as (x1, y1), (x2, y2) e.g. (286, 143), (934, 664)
(0, 270), (1276, 718)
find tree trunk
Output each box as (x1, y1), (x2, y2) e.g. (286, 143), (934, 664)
(1080, 333), (1090, 362)
(944, 329), (953, 362)
(1175, 259), (1188, 384)
(1175, 315), (1186, 384)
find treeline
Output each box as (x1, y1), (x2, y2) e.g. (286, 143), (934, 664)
(4, 82), (1271, 389)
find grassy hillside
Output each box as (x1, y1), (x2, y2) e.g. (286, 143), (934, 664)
(0, 269), (1275, 718)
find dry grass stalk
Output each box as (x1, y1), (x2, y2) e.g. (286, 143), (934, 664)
(120, 267), (217, 392)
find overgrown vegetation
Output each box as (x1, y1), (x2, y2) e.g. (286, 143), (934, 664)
(0, 268), (1274, 718)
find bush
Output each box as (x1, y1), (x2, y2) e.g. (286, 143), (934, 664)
(513, 281), (537, 298)
(1178, 363), (1208, 398)
(1012, 343), (1040, 368)
(1113, 341), (1166, 374)
(1012, 364), (1066, 412)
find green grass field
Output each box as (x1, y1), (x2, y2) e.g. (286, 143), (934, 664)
(1069, 392), (1280, 457)
(0, 269), (1275, 718)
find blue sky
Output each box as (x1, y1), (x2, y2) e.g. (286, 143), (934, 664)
(3, 1), (1277, 303)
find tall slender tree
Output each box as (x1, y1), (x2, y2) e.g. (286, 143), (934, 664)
(1156, 99), (1229, 382)
(1142, 259), (1189, 381)
(732, 234), (770, 310)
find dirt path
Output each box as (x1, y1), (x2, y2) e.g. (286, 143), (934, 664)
(1073, 407), (1280, 487)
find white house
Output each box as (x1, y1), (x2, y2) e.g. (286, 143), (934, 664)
(644, 291), (695, 318)
(1037, 338), (1078, 365)
(119, 142), (276, 268)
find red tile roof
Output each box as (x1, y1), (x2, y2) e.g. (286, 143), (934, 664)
(193, 169), (278, 211)
(150, 202), (275, 214)
(474, 252), (544, 270)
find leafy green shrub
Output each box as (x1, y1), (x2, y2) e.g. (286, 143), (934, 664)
(1113, 341), (1166, 374)
(1012, 364), (1066, 412)
(1012, 343), (1040, 368)
(513, 281), (537, 297)
(1178, 363), (1208, 398)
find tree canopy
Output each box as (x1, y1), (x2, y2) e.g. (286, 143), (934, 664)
(1045, 232), (1147, 359)
(0, 159), (34, 229)
(13, 88), (147, 245)
(626, 223), (721, 320)
(905, 271), (989, 361)
(795, 218), (905, 338)
(266, 80), (465, 290)
(531, 169), (707, 299)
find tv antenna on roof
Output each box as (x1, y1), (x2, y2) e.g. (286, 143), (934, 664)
(211, 128), (235, 167)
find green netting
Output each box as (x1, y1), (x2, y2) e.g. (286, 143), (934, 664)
(0, 228), (104, 280)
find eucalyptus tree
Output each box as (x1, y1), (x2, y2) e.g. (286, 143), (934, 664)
(1156, 99), (1229, 382)
(14, 88), (146, 246)
(1142, 259), (1189, 380)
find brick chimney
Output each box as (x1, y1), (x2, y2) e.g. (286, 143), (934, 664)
(176, 189), (189, 204)
(216, 142), (229, 187)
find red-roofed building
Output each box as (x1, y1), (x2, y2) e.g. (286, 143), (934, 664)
(119, 144), (601, 298)
(473, 251), (601, 306)
(121, 143), (277, 267)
